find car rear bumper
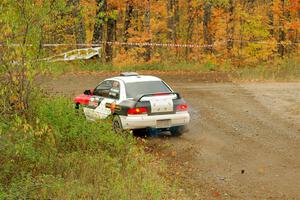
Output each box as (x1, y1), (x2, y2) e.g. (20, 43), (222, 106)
(120, 111), (190, 130)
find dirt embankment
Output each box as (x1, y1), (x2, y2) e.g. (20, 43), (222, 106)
(38, 73), (300, 199)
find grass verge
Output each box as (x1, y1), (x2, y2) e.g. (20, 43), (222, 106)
(41, 57), (300, 82)
(233, 57), (300, 81)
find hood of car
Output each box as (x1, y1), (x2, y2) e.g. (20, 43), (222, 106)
(74, 94), (92, 105)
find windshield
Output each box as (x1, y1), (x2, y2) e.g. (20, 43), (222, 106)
(125, 81), (172, 98)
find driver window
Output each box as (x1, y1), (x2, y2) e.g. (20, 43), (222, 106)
(93, 80), (120, 99)
(93, 81), (112, 97)
(108, 81), (120, 99)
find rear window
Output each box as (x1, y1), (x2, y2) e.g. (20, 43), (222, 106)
(125, 81), (172, 98)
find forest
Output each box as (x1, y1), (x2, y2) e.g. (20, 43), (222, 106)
(86, 0), (300, 65)
(2, 0), (299, 65)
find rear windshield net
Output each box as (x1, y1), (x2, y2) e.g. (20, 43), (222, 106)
(125, 81), (171, 98)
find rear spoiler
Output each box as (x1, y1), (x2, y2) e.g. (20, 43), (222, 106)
(135, 92), (181, 102)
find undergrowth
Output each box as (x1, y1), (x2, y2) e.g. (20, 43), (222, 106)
(0, 95), (171, 200)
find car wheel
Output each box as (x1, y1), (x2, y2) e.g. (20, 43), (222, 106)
(170, 125), (187, 136)
(75, 103), (80, 109)
(112, 115), (123, 133)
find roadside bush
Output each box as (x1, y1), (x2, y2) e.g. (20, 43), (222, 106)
(0, 95), (169, 199)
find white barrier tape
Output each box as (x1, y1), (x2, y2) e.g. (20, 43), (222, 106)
(0, 42), (218, 48)
(102, 41), (219, 47)
(1, 40), (299, 48)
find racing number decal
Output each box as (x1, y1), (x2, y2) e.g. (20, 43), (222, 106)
(150, 98), (173, 113)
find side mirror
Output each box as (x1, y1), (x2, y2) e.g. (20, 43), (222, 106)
(84, 89), (92, 95)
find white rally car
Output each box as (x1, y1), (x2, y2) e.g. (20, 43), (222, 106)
(74, 72), (190, 135)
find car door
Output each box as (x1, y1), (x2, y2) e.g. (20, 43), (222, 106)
(84, 80), (122, 120)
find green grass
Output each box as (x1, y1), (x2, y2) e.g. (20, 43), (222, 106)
(40, 56), (300, 81)
(0, 95), (172, 200)
(41, 60), (218, 74)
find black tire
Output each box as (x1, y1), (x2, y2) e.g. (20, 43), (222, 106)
(170, 125), (188, 136)
(75, 103), (80, 109)
(112, 115), (123, 133)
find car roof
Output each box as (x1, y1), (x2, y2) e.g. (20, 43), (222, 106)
(110, 75), (162, 83)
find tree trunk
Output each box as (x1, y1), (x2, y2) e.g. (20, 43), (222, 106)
(226, 0), (235, 55)
(278, 0), (285, 57)
(174, 0), (179, 57)
(185, 0), (195, 60)
(167, 0), (179, 42)
(203, 1), (213, 53)
(92, 0), (107, 44)
(67, 0), (86, 44)
(123, 0), (133, 50)
(76, 13), (86, 44)
(267, 0), (274, 36)
(144, 0), (151, 62)
(106, 17), (116, 62)
(167, 0), (173, 39)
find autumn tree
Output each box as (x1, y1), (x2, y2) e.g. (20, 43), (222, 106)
(184, 0), (198, 60)
(92, 0), (107, 45)
(144, 0), (151, 61)
(268, 0), (275, 36)
(203, 1), (213, 53)
(278, 0), (286, 57)
(0, 0), (75, 120)
(288, 0), (300, 49)
(226, 0), (235, 55)
(67, 0), (86, 44)
(124, 0), (134, 47)
(167, 0), (179, 44)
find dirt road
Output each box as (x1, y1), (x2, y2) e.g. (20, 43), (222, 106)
(39, 73), (300, 199)
(160, 81), (300, 199)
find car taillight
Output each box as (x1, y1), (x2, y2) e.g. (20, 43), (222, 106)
(176, 104), (188, 111)
(127, 107), (148, 115)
